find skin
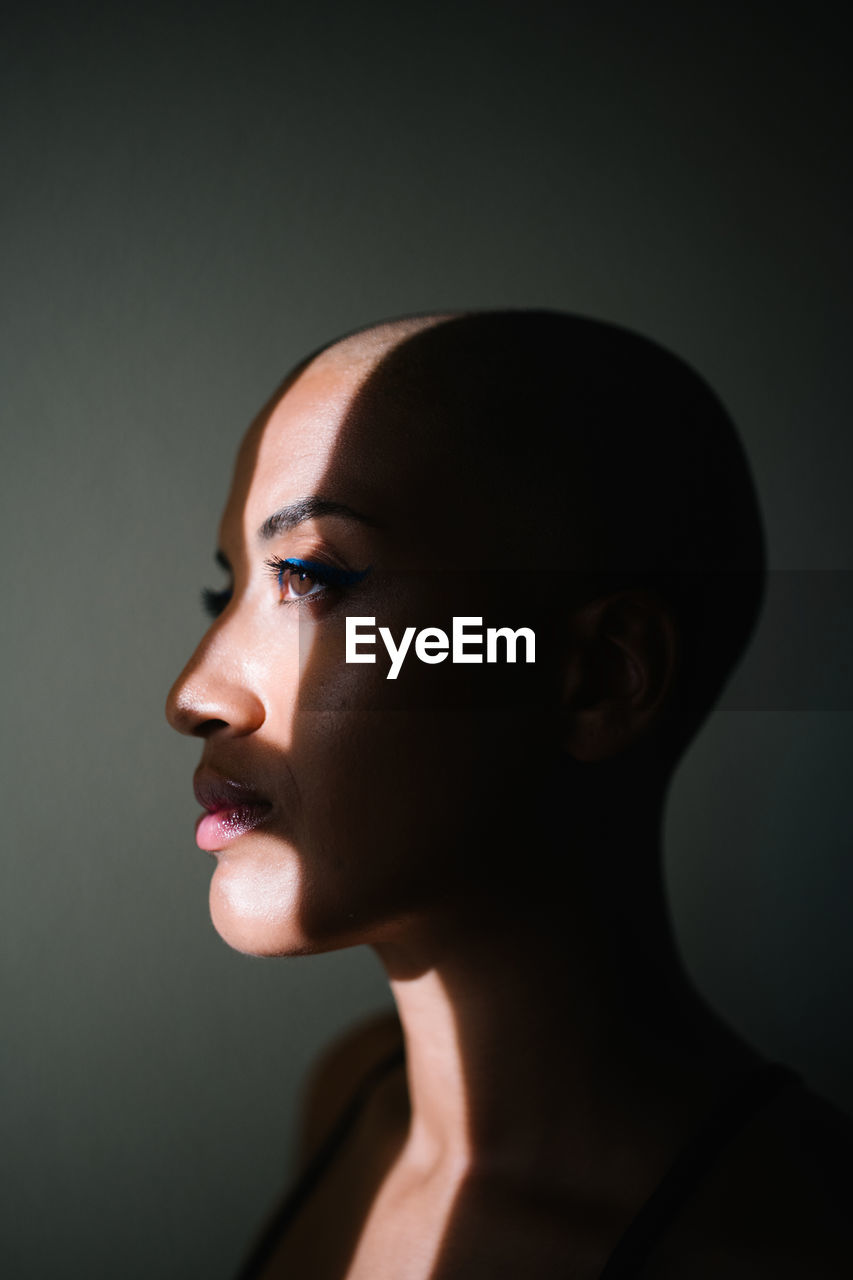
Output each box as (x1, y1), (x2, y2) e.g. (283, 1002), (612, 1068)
(166, 317), (851, 1278)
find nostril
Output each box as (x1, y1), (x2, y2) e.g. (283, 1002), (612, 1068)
(196, 719), (230, 739)
(165, 695), (230, 738)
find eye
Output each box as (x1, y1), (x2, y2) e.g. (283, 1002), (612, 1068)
(201, 584), (232, 619)
(202, 550), (235, 619)
(275, 561), (324, 603)
(264, 556), (371, 607)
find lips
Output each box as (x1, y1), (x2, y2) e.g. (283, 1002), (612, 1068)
(192, 770), (273, 852)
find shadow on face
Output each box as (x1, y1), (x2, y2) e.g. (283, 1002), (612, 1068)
(167, 310), (765, 962)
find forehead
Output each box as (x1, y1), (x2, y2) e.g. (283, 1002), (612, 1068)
(216, 318), (572, 576)
(219, 346), (494, 569)
(241, 360), (371, 510)
(222, 356), (407, 542)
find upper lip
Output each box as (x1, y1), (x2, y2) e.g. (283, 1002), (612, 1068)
(193, 769), (273, 814)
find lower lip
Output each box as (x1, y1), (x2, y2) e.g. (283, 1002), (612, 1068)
(195, 803), (273, 852)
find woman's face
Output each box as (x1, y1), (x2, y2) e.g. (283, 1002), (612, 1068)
(166, 343), (557, 957)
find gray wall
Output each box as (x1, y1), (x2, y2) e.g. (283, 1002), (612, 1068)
(3, 3), (851, 1276)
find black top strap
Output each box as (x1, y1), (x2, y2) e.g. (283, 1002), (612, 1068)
(234, 1044), (406, 1280)
(598, 1062), (802, 1278)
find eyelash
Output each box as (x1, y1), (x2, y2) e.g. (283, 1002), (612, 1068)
(201, 585), (232, 618)
(264, 555), (370, 607)
(201, 557), (370, 619)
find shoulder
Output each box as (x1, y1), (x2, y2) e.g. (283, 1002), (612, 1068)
(295, 1008), (406, 1169)
(649, 1080), (853, 1277)
(234, 1013), (406, 1280)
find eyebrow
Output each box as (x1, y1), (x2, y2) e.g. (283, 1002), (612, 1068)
(257, 496), (379, 541)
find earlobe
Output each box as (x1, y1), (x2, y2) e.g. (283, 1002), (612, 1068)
(559, 590), (679, 763)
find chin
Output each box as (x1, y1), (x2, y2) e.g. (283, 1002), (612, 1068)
(207, 860), (410, 958)
(208, 856), (311, 957)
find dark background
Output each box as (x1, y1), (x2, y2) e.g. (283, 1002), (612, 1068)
(2, 3), (851, 1277)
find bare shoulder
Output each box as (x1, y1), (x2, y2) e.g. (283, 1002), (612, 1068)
(649, 1082), (853, 1277)
(237, 1013), (407, 1279)
(295, 1008), (406, 1168)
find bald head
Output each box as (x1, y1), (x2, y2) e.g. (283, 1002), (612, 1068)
(312, 312), (458, 373)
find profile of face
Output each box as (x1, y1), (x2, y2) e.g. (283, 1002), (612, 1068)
(166, 317), (564, 957)
(165, 312), (764, 959)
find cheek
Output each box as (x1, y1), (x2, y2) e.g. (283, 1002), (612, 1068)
(292, 698), (507, 924)
(205, 617), (549, 955)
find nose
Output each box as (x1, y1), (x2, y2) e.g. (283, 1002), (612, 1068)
(165, 637), (266, 739)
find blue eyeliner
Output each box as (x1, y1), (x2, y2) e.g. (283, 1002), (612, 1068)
(271, 557), (371, 587)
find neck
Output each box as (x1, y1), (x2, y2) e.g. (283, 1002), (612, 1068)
(373, 803), (756, 1197)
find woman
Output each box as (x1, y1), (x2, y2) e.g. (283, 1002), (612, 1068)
(166, 311), (852, 1278)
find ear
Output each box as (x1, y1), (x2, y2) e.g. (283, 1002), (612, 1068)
(560, 589), (679, 762)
